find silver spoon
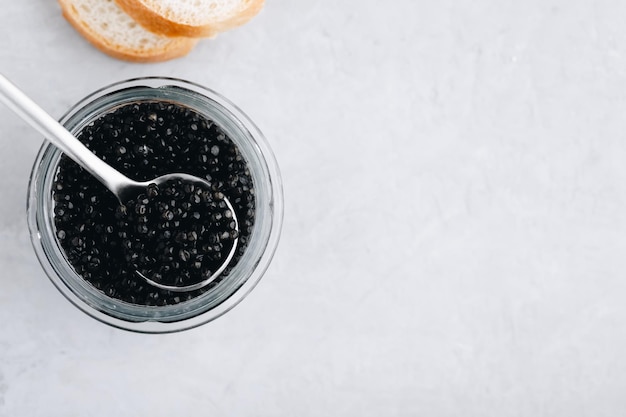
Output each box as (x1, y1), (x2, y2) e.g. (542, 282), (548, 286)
(0, 73), (238, 292)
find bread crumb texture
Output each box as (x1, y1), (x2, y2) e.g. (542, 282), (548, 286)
(70, 0), (183, 50)
(59, 0), (197, 61)
(138, 0), (254, 26)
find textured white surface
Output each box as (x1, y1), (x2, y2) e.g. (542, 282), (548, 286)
(2, 0), (626, 415)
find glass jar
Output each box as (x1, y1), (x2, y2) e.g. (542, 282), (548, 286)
(27, 77), (283, 333)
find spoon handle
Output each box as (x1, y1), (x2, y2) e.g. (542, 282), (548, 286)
(0, 73), (132, 199)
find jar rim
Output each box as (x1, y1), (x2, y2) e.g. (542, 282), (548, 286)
(27, 77), (283, 333)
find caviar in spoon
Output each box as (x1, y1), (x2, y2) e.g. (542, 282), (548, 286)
(122, 178), (239, 292)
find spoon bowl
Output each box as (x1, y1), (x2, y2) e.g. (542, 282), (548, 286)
(126, 173), (240, 293)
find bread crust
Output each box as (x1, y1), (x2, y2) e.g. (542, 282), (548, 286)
(114, 0), (265, 38)
(59, 0), (198, 62)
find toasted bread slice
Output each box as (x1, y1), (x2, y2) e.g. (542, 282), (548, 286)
(59, 0), (198, 62)
(114, 0), (265, 38)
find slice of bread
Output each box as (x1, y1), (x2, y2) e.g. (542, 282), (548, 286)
(59, 0), (198, 62)
(114, 0), (265, 38)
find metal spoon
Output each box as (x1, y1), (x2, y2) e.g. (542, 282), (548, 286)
(0, 73), (238, 292)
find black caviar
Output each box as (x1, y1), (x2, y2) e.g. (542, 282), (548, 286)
(52, 101), (255, 306)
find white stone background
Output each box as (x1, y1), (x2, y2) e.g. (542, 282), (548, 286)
(2, 0), (626, 415)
